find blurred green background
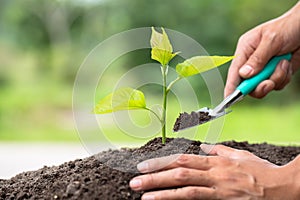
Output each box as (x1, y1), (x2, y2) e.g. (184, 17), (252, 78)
(0, 0), (299, 144)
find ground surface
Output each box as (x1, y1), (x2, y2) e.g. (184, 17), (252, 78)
(0, 143), (89, 179)
(1, 137), (300, 200)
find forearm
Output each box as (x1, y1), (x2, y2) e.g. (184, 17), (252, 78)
(291, 1), (300, 16)
(293, 2), (300, 47)
(285, 1), (300, 36)
(284, 1), (300, 78)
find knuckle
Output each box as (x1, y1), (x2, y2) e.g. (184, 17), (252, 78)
(238, 32), (251, 44)
(202, 156), (210, 166)
(231, 159), (241, 168)
(176, 154), (190, 165)
(273, 69), (292, 91)
(274, 69), (287, 81)
(147, 173), (155, 185)
(216, 156), (230, 165)
(219, 173), (237, 183)
(263, 30), (278, 42)
(174, 168), (190, 182)
(146, 173), (159, 187)
(237, 34), (246, 44)
(272, 79), (286, 91)
(237, 149), (252, 156)
(250, 53), (264, 66)
(187, 187), (201, 199)
(262, 29), (283, 50)
(272, 74), (284, 85)
(250, 90), (266, 99)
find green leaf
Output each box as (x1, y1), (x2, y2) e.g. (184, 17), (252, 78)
(150, 27), (178, 65)
(176, 56), (234, 77)
(94, 87), (146, 114)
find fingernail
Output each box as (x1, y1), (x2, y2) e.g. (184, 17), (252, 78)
(280, 60), (289, 72)
(137, 162), (149, 172)
(200, 144), (212, 153)
(239, 65), (253, 76)
(142, 194), (155, 200)
(129, 178), (142, 189)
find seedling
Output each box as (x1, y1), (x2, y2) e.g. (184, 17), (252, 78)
(94, 27), (233, 144)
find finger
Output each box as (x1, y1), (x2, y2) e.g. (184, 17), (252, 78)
(271, 59), (291, 90)
(249, 80), (275, 99)
(137, 154), (215, 173)
(243, 59), (290, 98)
(136, 154), (180, 173)
(130, 168), (213, 191)
(224, 37), (254, 97)
(201, 144), (236, 157)
(141, 187), (217, 200)
(225, 28), (263, 97)
(200, 144), (254, 159)
(239, 33), (281, 79)
(276, 65), (293, 90)
(224, 53), (245, 97)
(284, 50), (300, 93)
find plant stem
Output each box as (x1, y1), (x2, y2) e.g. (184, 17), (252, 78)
(166, 76), (181, 92)
(161, 65), (168, 144)
(160, 67), (182, 144)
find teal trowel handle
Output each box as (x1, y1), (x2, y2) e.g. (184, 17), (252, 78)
(237, 53), (292, 95)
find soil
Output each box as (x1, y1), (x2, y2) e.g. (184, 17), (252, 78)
(1, 137), (300, 200)
(173, 111), (211, 131)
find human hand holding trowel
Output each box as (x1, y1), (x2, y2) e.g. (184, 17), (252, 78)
(173, 54), (292, 132)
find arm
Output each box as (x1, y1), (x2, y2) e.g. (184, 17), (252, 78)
(225, 2), (300, 98)
(130, 145), (300, 200)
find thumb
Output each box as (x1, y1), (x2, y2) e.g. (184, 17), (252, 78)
(239, 37), (279, 78)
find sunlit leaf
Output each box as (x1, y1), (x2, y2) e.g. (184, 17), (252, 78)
(151, 47), (178, 66)
(176, 56), (234, 77)
(150, 27), (178, 65)
(94, 87), (146, 114)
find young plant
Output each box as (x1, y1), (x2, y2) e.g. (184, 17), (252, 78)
(94, 27), (233, 144)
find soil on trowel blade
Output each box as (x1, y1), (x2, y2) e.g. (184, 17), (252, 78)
(173, 111), (212, 132)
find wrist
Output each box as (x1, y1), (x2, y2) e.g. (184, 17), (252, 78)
(290, 1), (300, 18)
(282, 155), (300, 197)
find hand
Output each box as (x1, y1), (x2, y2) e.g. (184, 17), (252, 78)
(225, 2), (300, 98)
(130, 144), (300, 200)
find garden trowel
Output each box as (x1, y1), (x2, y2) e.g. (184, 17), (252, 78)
(173, 53), (292, 132)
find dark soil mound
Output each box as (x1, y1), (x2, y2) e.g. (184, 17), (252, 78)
(1, 138), (300, 200)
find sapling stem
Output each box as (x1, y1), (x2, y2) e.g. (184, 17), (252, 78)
(144, 67), (181, 145)
(161, 65), (169, 144)
(161, 70), (182, 144)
